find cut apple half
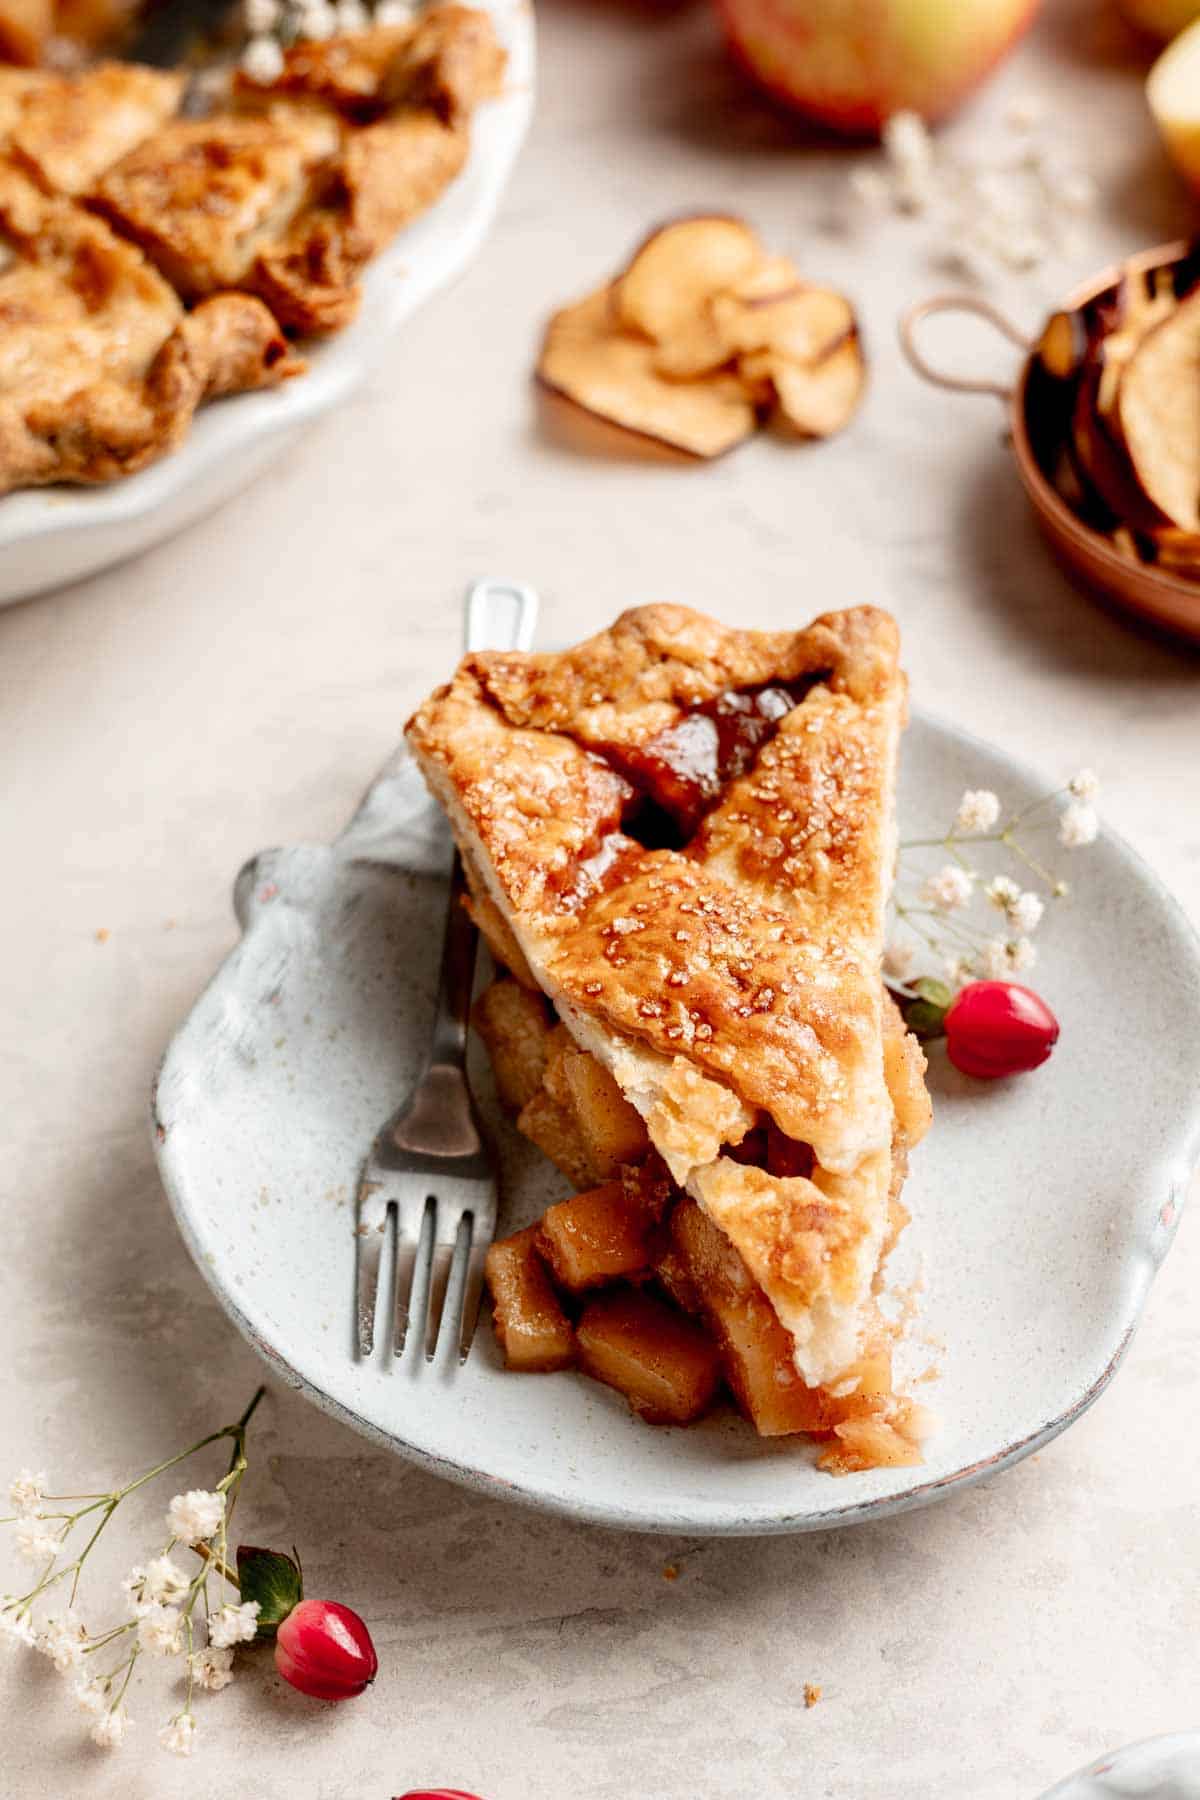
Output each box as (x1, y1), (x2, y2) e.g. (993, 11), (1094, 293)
(1117, 292), (1200, 532)
(538, 284), (759, 460)
(612, 214), (762, 345)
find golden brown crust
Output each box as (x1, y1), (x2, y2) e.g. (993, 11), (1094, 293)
(0, 162), (298, 494)
(237, 25), (418, 116)
(236, 10), (505, 124)
(250, 111), (467, 334)
(0, 6), (502, 494)
(89, 108), (340, 298)
(384, 4), (506, 122)
(7, 62), (183, 197)
(407, 604), (925, 1386)
(408, 604), (900, 1161)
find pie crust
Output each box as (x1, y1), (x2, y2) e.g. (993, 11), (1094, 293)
(407, 604), (930, 1390)
(0, 160), (299, 493)
(92, 10), (504, 336)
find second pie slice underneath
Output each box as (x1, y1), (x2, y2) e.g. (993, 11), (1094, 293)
(406, 603), (933, 1471)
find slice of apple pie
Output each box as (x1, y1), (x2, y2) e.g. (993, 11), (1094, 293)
(406, 605), (933, 1471)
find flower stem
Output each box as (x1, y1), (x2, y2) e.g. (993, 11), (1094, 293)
(189, 1540), (238, 1587)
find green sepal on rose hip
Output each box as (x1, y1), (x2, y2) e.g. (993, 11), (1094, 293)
(235, 1544), (304, 1638)
(892, 976), (954, 1041)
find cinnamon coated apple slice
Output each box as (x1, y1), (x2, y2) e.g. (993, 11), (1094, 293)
(538, 284), (759, 459)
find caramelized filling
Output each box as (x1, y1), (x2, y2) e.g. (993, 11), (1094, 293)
(601, 679), (819, 848)
(724, 1121), (816, 1181)
(550, 677), (824, 907)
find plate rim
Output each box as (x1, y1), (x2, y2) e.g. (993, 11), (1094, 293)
(152, 706), (1200, 1535)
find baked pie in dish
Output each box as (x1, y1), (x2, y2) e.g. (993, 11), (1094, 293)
(407, 604), (933, 1473)
(0, 3), (505, 493)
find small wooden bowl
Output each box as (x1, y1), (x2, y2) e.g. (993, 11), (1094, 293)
(900, 245), (1200, 646)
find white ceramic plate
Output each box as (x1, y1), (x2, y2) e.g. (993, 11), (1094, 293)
(0, 0), (533, 609)
(153, 712), (1200, 1535)
(1040, 1734), (1200, 1799)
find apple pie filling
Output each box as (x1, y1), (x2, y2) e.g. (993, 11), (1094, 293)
(475, 967), (932, 1473)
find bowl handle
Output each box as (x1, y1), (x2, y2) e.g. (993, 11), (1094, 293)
(898, 294), (1033, 403)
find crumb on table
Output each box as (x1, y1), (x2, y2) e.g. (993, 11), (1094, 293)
(804, 1683), (822, 1708)
(94, 927), (110, 943)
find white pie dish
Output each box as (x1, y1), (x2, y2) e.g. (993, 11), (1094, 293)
(0, 0), (534, 611)
(152, 709), (1200, 1536)
(1040, 1734), (1200, 1799)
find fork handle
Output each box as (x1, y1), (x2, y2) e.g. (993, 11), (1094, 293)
(425, 580), (539, 1063)
(428, 861), (476, 1064)
(465, 578), (539, 655)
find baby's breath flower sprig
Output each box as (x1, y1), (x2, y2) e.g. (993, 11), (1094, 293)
(886, 770), (1101, 1012)
(238, 0), (417, 86)
(1, 1386), (266, 1757)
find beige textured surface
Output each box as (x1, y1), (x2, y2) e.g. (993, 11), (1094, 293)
(2, 0), (1199, 1794)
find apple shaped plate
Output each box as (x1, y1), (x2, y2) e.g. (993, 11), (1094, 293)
(0, 0), (533, 609)
(153, 712), (1200, 1535)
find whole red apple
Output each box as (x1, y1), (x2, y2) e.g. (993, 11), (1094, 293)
(715, 0), (1043, 133)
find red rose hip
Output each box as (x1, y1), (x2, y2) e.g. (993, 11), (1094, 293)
(943, 980), (1060, 1079)
(274, 1599), (378, 1699)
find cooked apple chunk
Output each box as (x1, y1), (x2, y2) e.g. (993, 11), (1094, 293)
(555, 1045), (649, 1176)
(818, 1415), (922, 1475)
(576, 1288), (721, 1425)
(463, 883), (538, 987)
(472, 978), (553, 1113)
(538, 284), (759, 460)
(669, 1197), (828, 1436)
(484, 1225), (575, 1373)
(536, 1178), (659, 1293)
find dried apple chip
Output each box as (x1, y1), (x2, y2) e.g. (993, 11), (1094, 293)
(612, 214), (762, 345)
(1071, 373), (1163, 530)
(1036, 308), (1086, 382)
(1150, 525), (1200, 574)
(538, 284), (759, 460)
(653, 265), (855, 383)
(712, 276), (854, 366)
(746, 333), (867, 439)
(1117, 292), (1200, 532)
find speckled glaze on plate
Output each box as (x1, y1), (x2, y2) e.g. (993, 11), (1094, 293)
(0, 0), (533, 609)
(1040, 1734), (1200, 1799)
(152, 712), (1200, 1535)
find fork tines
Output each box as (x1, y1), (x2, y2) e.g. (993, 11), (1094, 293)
(355, 1180), (488, 1365)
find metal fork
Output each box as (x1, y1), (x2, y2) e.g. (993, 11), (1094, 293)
(354, 579), (539, 1365)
